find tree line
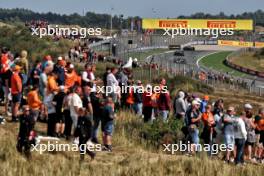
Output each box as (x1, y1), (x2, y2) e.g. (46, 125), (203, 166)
(0, 8), (263, 28)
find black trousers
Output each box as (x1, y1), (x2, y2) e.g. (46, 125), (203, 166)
(79, 136), (95, 158)
(143, 106), (153, 123)
(64, 109), (72, 137)
(16, 138), (31, 157)
(47, 113), (56, 136)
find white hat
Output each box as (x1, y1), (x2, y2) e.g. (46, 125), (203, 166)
(59, 85), (65, 91)
(58, 56), (63, 61)
(195, 98), (202, 103)
(69, 64), (74, 69)
(134, 58), (138, 62)
(192, 100), (200, 106)
(244, 103), (253, 109)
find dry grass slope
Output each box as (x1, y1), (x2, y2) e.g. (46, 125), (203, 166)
(1, 107), (264, 176)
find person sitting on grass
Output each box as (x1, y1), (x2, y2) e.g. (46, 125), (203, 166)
(16, 105), (36, 159)
(101, 97), (116, 152)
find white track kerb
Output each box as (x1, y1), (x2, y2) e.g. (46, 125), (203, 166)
(196, 52), (219, 69)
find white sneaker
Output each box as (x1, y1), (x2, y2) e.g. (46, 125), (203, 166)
(73, 138), (79, 145)
(230, 158), (235, 163)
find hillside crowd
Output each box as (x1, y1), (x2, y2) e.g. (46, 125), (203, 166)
(0, 45), (264, 165)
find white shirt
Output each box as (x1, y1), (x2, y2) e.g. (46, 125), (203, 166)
(234, 118), (247, 140)
(82, 71), (96, 92)
(107, 73), (119, 94)
(70, 93), (83, 117)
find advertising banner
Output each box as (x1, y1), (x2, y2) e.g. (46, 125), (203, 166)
(218, 40), (254, 47)
(142, 19), (253, 30)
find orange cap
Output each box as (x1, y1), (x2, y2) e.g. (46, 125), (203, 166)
(204, 95), (209, 101)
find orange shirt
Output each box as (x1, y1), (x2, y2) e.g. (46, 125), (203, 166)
(202, 112), (215, 126)
(11, 73), (22, 94)
(27, 90), (42, 109)
(126, 88), (134, 105)
(257, 118), (264, 131)
(47, 76), (59, 93)
(65, 71), (78, 89)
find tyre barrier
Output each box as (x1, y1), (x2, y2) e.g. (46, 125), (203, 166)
(224, 55), (264, 78)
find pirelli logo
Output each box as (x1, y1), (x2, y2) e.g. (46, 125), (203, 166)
(220, 40), (233, 45)
(159, 20), (188, 28)
(207, 21), (236, 28)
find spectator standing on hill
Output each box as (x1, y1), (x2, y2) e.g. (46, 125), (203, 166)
(157, 87), (171, 122)
(27, 85), (42, 122)
(53, 57), (65, 86)
(16, 105), (35, 159)
(223, 106), (236, 163)
(29, 61), (41, 86)
(44, 92), (56, 136)
(243, 104), (256, 162)
(63, 90), (73, 140)
(1, 47), (13, 116)
(173, 91), (187, 120)
(70, 86), (83, 135)
(186, 100), (202, 155)
(201, 104), (216, 155)
(106, 67), (119, 103)
(53, 86), (66, 138)
(234, 113), (247, 165)
(11, 65), (23, 122)
(255, 108), (264, 163)
(101, 97), (116, 152)
(91, 92), (103, 144)
(133, 80), (143, 116)
(200, 95), (209, 113)
(142, 85), (153, 123)
(15, 50), (29, 85)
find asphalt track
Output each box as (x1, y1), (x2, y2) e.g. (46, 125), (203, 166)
(151, 45), (264, 88)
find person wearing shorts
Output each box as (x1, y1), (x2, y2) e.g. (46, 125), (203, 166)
(223, 106), (236, 163)
(11, 65), (23, 122)
(101, 97), (115, 152)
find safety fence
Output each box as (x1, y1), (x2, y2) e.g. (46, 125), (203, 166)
(132, 51), (264, 97)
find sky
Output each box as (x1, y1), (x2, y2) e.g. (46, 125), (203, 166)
(0, 0), (263, 18)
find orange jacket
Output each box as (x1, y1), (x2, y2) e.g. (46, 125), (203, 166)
(65, 71), (78, 89)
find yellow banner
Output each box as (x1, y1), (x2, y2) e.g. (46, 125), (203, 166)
(142, 19), (253, 30)
(218, 40), (254, 47)
(255, 42), (264, 48)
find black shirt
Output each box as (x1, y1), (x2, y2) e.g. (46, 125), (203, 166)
(53, 92), (66, 114)
(18, 114), (35, 139)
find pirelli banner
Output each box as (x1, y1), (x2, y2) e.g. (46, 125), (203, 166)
(218, 40), (254, 47)
(142, 19), (253, 30)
